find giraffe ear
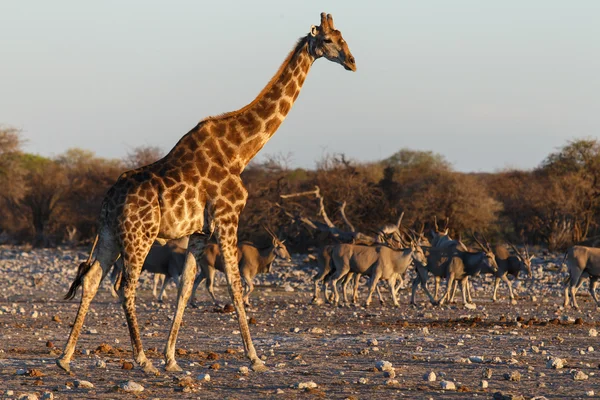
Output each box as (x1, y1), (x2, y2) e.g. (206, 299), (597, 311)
(310, 25), (319, 37)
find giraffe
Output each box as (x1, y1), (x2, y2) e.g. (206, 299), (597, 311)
(56, 12), (356, 375)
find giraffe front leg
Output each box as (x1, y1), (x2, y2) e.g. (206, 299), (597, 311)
(120, 242), (159, 375)
(165, 251), (197, 372)
(216, 214), (266, 372)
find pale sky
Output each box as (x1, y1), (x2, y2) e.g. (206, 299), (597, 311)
(1, 1), (599, 172)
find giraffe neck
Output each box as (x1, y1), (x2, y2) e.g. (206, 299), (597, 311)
(204, 36), (314, 170)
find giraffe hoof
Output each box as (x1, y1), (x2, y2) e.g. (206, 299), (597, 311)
(250, 360), (268, 373)
(56, 357), (71, 373)
(142, 362), (160, 376)
(164, 360), (183, 372)
(510, 299), (517, 305)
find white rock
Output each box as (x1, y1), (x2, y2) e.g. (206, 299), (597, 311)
(546, 357), (565, 369)
(18, 394), (38, 400)
(358, 377), (368, 384)
(590, 328), (598, 337)
(481, 380), (488, 388)
(464, 303), (476, 310)
(573, 370), (589, 381)
(385, 379), (399, 385)
(587, 390), (595, 397)
(375, 360), (393, 372)
(297, 381), (318, 389)
(440, 380), (456, 390)
(75, 380), (94, 389)
(238, 366), (249, 375)
(95, 359), (106, 369)
(120, 381), (144, 392)
(31, 311), (39, 319)
(469, 356), (484, 363)
(368, 338), (378, 346)
(197, 373), (210, 382)
(426, 371), (436, 382)
(5, 391), (14, 397)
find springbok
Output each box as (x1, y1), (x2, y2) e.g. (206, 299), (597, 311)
(191, 228), (291, 307)
(564, 245), (600, 308)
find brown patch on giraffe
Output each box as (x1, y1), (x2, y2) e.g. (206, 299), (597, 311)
(226, 127), (244, 146)
(207, 165), (228, 183)
(240, 137), (263, 160)
(298, 74), (307, 86)
(215, 199), (233, 214)
(218, 140), (236, 161)
(204, 181), (219, 197)
(221, 177), (244, 201)
(238, 112), (261, 135)
(255, 99), (277, 120)
(265, 85), (282, 101)
(211, 123), (227, 138)
(279, 70), (292, 86)
(265, 117), (282, 133)
(285, 81), (297, 98)
(180, 151), (194, 164)
(195, 154), (209, 176)
(293, 91), (300, 101)
(184, 187), (196, 202)
(279, 99), (291, 116)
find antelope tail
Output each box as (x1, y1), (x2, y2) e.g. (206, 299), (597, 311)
(64, 234), (99, 300)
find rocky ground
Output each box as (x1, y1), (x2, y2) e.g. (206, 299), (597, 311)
(0, 245), (599, 399)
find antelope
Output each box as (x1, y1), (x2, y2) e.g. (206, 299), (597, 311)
(438, 235), (498, 306)
(191, 228), (291, 307)
(484, 242), (534, 303)
(563, 245), (600, 309)
(330, 240), (426, 307)
(410, 220), (468, 305)
(109, 237), (192, 302)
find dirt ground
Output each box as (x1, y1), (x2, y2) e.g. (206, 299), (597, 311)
(0, 246), (599, 399)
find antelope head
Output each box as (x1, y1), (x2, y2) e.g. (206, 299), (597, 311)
(508, 241), (534, 281)
(308, 13), (357, 71)
(265, 226), (292, 263)
(473, 232), (498, 273)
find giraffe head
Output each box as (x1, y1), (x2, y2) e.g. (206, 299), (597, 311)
(308, 12), (356, 71)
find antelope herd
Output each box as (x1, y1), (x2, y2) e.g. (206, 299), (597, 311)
(104, 216), (600, 314)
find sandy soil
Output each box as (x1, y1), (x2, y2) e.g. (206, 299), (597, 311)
(0, 246), (599, 399)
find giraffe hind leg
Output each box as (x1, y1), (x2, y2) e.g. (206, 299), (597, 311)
(57, 231), (119, 373)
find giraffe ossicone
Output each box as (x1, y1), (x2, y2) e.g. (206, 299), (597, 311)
(57, 12), (355, 375)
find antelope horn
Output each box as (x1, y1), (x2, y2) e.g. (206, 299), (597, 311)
(480, 232), (492, 251)
(507, 241), (523, 260)
(434, 216), (439, 231)
(471, 231), (487, 251)
(444, 217), (450, 230)
(396, 211), (404, 228)
(263, 225), (276, 239)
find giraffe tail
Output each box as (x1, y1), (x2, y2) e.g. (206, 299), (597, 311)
(64, 234), (99, 300)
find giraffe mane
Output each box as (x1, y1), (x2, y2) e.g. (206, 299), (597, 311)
(200, 35), (310, 122)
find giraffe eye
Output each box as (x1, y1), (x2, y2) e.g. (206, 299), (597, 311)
(323, 38), (333, 44)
